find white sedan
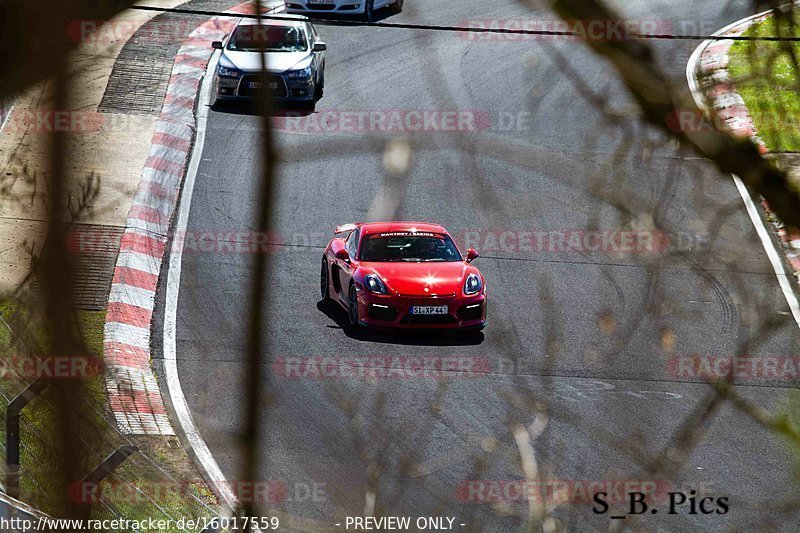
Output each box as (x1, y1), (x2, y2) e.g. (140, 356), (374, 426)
(285, 0), (403, 21)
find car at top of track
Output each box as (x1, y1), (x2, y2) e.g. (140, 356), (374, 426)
(285, 0), (404, 22)
(211, 15), (326, 108)
(320, 222), (486, 330)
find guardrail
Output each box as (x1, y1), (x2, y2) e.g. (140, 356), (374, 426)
(0, 313), (220, 530)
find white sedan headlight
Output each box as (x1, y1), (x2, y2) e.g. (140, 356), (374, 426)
(287, 66), (312, 79)
(217, 65), (240, 78)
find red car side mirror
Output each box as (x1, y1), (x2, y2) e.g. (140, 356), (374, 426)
(466, 248), (479, 263)
(335, 248), (350, 262)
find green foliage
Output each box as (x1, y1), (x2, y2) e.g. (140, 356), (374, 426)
(728, 17), (800, 152)
(0, 300), (218, 529)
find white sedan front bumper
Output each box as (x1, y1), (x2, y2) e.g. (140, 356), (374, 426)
(285, 0), (368, 15)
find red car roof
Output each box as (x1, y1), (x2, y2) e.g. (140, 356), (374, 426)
(358, 222), (448, 236)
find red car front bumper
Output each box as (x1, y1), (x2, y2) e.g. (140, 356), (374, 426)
(356, 291), (486, 330)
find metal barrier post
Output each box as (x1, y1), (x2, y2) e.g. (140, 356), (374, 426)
(6, 379), (48, 498)
(77, 445), (138, 505)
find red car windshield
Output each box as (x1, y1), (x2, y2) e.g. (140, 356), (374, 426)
(360, 233), (463, 262)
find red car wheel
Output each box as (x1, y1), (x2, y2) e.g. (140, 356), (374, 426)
(348, 285), (360, 327)
(320, 259), (331, 302)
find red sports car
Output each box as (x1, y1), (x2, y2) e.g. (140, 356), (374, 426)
(320, 222), (486, 330)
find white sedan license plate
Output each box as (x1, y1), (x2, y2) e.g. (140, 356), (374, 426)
(309, 0), (334, 4)
(410, 305), (448, 315)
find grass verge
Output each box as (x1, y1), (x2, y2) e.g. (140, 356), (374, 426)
(0, 299), (218, 529)
(727, 16), (800, 152)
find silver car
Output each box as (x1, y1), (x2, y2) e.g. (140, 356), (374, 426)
(211, 15), (327, 108)
(285, 0), (404, 21)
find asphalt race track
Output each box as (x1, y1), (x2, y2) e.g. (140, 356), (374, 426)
(160, 0), (800, 530)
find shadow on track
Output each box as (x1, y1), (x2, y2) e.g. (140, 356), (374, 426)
(316, 301), (485, 346)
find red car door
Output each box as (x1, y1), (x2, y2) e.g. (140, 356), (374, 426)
(336, 229), (359, 300)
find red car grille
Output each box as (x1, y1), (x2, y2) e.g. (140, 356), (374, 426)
(400, 314), (458, 325)
(396, 293), (456, 299)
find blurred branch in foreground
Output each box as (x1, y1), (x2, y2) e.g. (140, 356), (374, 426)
(0, 0), (138, 103)
(546, 0), (800, 231)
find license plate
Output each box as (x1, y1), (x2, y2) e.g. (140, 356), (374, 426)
(410, 305), (448, 315)
(249, 82), (279, 89)
(308, 0), (334, 4)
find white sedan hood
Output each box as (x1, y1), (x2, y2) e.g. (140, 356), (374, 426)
(222, 50), (311, 74)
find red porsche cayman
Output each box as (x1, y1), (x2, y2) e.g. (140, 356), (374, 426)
(320, 222), (486, 330)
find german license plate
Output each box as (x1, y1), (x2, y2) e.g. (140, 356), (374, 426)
(249, 82), (278, 89)
(410, 305), (448, 315)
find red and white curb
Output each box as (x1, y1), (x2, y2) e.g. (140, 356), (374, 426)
(105, 1), (278, 435)
(688, 10), (800, 284)
(690, 13), (769, 150)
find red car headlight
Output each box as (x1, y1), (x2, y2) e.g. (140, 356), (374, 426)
(365, 274), (388, 294)
(464, 273), (482, 295)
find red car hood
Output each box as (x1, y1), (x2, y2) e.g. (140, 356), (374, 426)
(362, 261), (469, 297)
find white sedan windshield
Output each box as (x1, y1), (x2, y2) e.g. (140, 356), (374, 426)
(227, 25), (308, 52)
